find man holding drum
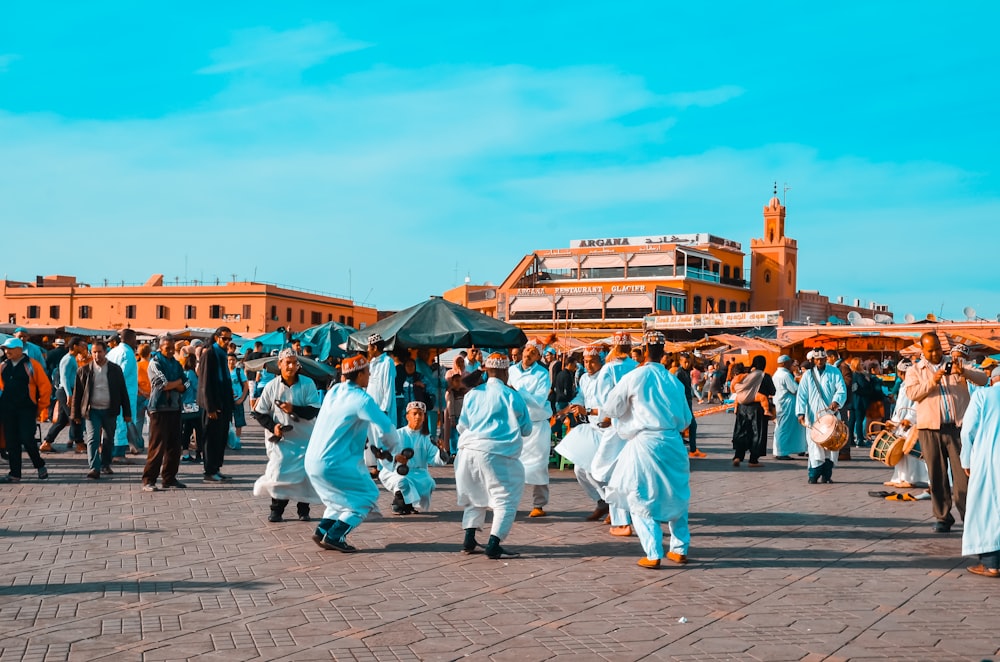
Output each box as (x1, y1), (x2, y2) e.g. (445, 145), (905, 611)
(795, 348), (847, 484)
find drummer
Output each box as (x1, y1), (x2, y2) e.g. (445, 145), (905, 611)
(795, 348), (847, 484)
(554, 348), (607, 521)
(378, 401), (449, 514)
(882, 359), (930, 494)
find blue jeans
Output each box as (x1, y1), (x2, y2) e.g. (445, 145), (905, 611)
(85, 408), (117, 471)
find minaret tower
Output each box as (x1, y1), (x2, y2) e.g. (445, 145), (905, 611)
(749, 184), (798, 320)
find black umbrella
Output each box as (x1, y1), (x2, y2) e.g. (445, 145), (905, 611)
(243, 355), (338, 383)
(346, 296), (527, 351)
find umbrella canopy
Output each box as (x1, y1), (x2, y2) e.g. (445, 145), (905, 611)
(346, 297), (527, 351)
(295, 321), (355, 361)
(238, 330), (289, 354)
(243, 355), (338, 383)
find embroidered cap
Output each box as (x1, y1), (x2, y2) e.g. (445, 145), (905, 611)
(367, 333), (383, 345)
(643, 331), (665, 345)
(806, 348), (827, 360)
(484, 352), (510, 369)
(341, 354), (369, 374)
(278, 348), (297, 360)
(896, 358), (913, 372)
(612, 331), (632, 346)
(950, 343), (970, 357)
(582, 347), (601, 358)
(406, 401), (427, 413)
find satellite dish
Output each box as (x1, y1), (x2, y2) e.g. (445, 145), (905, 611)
(904, 313), (916, 324)
(859, 317), (877, 326)
(964, 306), (977, 321)
(874, 314), (893, 324)
(847, 311), (862, 326)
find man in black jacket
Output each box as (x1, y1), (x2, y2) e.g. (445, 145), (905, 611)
(71, 339), (132, 480)
(197, 327), (235, 482)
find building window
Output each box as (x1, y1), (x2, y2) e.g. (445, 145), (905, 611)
(723, 265), (731, 280)
(79, 305), (92, 319)
(339, 315), (346, 324)
(718, 300), (727, 313)
(740, 302), (748, 312)
(125, 305), (137, 319)
(692, 296), (702, 314)
(243, 305), (251, 319)
(156, 305), (169, 320)
(706, 297), (715, 313)
(655, 293), (686, 314)
(209, 305), (223, 319)
(299, 309), (305, 324)
(582, 266), (625, 279)
(347, 316), (354, 327)
(26, 305), (40, 319)
(764, 271), (771, 284)
(311, 311), (322, 325)
(734, 267), (741, 281)
(327, 313), (333, 322)
(286, 307), (292, 322)
(270, 305), (278, 321)
(185, 305), (196, 320)
(49, 305), (60, 320)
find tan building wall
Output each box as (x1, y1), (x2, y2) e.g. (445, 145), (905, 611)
(0, 274), (378, 335)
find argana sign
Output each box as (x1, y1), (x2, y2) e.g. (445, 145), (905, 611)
(645, 310), (782, 329)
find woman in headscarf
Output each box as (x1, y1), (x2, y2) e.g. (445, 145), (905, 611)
(730, 356), (776, 467)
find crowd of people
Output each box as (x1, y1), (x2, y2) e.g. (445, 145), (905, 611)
(1, 326), (997, 577)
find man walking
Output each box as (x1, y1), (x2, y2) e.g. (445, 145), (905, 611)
(71, 340), (132, 480)
(197, 327), (235, 482)
(0, 338), (51, 482)
(107, 329), (139, 461)
(41, 336), (88, 453)
(508, 341), (553, 517)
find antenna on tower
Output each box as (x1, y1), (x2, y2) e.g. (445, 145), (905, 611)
(783, 182), (791, 205)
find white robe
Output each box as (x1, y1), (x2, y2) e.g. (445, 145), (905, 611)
(888, 389), (929, 485)
(508, 360), (552, 485)
(795, 366), (847, 468)
(366, 352), (397, 423)
(602, 363), (692, 522)
(556, 369), (603, 500)
(107, 344), (138, 449)
(455, 377), (532, 540)
(960, 387), (1000, 557)
(305, 382), (398, 524)
(252, 375), (323, 503)
(378, 425), (447, 511)
(590, 357), (638, 483)
(772, 367), (806, 456)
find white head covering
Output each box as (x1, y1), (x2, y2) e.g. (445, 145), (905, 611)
(484, 352), (510, 369)
(806, 348), (827, 360)
(367, 333), (383, 345)
(406, 401), (426, 413)
(950, 343), (970, 357)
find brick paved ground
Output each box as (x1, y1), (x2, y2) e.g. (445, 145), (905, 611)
(1, 412), (997, 661)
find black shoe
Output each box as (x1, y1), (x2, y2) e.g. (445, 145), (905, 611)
(774, 455), (793, 460)
(203, 473), (222, 483)
(101, 466), (114, 475)
(37, 467), (49, 480)
(217, 473), (233, 482)
(316, 520), (356, 552)
(86, 470), (100, 480)
(268, 511), (284, 523)
(298, 513), (311, 522)
(934, 521), (953, 533)
(0, 474), (20, 483)
(484, 535), (520, 560)
(162, 480), (187, 489)
(462, 528), (481, 554)
(821, 476), (834, 484)
(807, 476), (819, 484)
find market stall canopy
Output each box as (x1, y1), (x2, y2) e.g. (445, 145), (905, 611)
(238, 330), (289, 354)
(295, 321), (354, 361)
(243, 355), (338, 383)
(708, 333), (784, 354)
(346, 297), (527, 351)
(898, 330), (1000, 359)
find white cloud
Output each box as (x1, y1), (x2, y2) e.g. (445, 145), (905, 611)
(197, 23), (372, 75)
(663, 85), (745, 109)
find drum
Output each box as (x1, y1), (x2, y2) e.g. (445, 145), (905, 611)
(869, 429), (906, 466)
(809, 412), (849, 451)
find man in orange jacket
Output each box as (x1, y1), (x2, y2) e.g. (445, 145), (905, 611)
(0, 337), (52, 482)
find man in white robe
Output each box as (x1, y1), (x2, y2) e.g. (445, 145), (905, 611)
(365, 333), (396, 472)
(960, 386), (1000, 578)
(252, 349), (322, 522)
(883, 359), (929, 490)
(508, 341), (552, 517)
(592, 332), (639, 536)
(554, 348), (607, 520)
(772, 355), (806, 459)
(306, 354), (398, 553)
(379, 401), (448, 514)
(795, 348), (847, 484)
(456, 353), (532, 559)
(107, 329), (139, 460)
(602, 332), (692, 569)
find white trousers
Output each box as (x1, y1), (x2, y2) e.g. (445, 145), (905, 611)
(632, 512), (690, 560)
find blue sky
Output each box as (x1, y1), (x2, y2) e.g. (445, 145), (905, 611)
(2, 2), (997, 321)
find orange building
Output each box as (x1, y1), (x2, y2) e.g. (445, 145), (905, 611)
(446, 191), (893, 339)
(0, 274), (377, 336)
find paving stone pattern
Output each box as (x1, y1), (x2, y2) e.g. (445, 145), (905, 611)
(1, 413), (997, 661)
